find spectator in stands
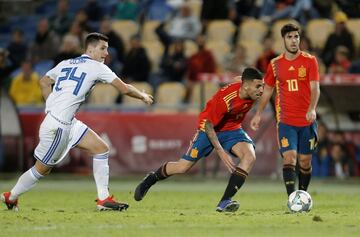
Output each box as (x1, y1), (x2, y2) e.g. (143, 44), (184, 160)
(260, 0), (318, 25)
(256, 36), (277, 73)
(121, 35), (151, 82)
(74, 9), (93, 33)
(0, 48), (16, 90)
(329, 131), (358, 178)
(321, 11), (354, 69)
(7, 29), (28, 67)
(223, 43), (249, 75)
(200, 0), (229, 33)
(84, 0), (103, 22)
(48, 0), (73, 36)
(53, 35), (81, 65)
(105, 47), (123, 76)
(313, 0), (337, 19)
(113, 0), (139, 21)
(259, 0), (294, 22)
(66, 20), (89, 49)
(335, 0), (360, 18)
(29, 18), (60, 64)
(160, 39), (188, 83)
(99, 18), (125, 63)
(228, 0), (258, 44)
(139, 0), (174, 22)
(155, 3), (201, 53)
(329, 143), (348, 179)
(312, 122), (331, 177)
(328, 46), (351, 74)
(186, 35), (217, 101)
(9, 61), (42, 106)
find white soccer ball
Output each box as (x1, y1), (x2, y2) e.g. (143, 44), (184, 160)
(287, 190), (313, 213)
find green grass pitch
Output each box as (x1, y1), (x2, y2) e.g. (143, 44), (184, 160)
(0, 177), (359, 237)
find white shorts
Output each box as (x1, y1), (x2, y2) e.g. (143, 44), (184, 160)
(34, 113), (88, 166)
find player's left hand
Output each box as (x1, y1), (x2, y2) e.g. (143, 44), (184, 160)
(217, 149), (236, 173)
(306, 109), (316, 122)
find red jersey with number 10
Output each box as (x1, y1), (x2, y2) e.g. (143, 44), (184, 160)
(198, 82), (255, 132)
(264, 51), (319, 126)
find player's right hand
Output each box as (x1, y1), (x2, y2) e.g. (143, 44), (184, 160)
(250, 114), (261, 131)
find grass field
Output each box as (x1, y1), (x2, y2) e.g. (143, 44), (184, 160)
(0, 176), (359, 237)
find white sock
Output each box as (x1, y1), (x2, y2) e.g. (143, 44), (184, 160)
(10, 166), (44, 201)
(93, 151), (110, 200)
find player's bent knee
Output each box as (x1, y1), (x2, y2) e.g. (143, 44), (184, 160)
(244, 154), (256, 166)
(35, 161), (52, 176)
(283, 153), (297, 165)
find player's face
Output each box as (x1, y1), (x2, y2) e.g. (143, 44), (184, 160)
(246, 79), (264, 100)
(283, 31), (300, 54)
(91, 40), (109, 63)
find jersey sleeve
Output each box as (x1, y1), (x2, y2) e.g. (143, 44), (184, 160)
(309, 56), (320, 81)
(264, 61), (276, 87)
(45, 62), (63, 80)
(206, 92), (228, 127)
(97, 63), (117, 83)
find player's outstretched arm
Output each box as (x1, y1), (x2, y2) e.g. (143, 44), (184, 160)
(250, 85), (274, 131)
(204, 120), (236, 173)
(39, 76), (55, 100)
(111, 78), (154, 104)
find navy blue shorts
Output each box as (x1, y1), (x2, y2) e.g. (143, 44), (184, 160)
(277, 122), (318, 155)
(182, 129), (254, 162)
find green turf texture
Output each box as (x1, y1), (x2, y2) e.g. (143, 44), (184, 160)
(0, 177), (359, 237)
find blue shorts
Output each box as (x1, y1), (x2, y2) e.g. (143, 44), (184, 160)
(277, 122), (318, 155)
(182, 129), (254, 162)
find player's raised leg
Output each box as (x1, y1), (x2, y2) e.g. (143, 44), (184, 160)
(1, 119), (67, 211)
(1, 161), (51, 211)
(134, 159), (195, 201)
(76, 128), (128, 211)
(216, 142), (256, 212)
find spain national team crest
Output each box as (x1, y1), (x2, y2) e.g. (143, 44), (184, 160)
(298, 66), (306, 78)
(281, 137), (289, 148)
(190, 148), (198, 158)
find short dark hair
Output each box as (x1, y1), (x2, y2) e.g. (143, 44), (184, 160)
(85, 32), (109, 49)
(242, 67), (263, 81)
(281, 23), (300, 37)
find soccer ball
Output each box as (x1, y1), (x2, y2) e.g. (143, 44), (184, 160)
(287, 190), (313, 213)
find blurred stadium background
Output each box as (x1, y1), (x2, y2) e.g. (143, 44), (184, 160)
(0, 0), (360, 180)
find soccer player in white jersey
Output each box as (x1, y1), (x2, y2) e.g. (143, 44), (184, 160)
(1, 33), (153, 211)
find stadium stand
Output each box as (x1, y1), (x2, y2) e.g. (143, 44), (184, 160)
(153, 82), (186, 113)
(239, 19), (268, 43)
(206, 20), (235, 43)
(306, 19), (334, 49)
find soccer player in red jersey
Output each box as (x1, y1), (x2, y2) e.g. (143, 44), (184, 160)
(134, 68), (264, 212)
(250, 23), (320, 197)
